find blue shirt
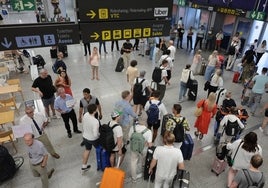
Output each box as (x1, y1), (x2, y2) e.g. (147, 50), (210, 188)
(252, 74), (268, 94)
(115, 99), (137, 126)
(54, 94), (74, 113)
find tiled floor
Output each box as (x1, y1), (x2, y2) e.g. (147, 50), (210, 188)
(1, 42), (268, 188)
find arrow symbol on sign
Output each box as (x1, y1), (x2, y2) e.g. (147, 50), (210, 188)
(24, 2), (34, 9)
(1, 37), (12, 48)
(251, 11), (256, 19)
(90, 32), (99, 40)
(86, 10), (96, 19)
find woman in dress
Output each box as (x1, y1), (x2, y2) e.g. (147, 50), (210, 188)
(89, 46), (100, 80)
(194, 92), (217, 139)
(226, 132), (262, 187)
(54, 70), (73, 96)
(191, 50), (202, 75)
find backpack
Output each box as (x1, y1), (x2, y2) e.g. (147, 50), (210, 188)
(152, 67), (162, 83)
(99, 122), (119, 152)
(133, 78), (145, 97)
(0, 145), (17, 182)
(146, 101), (161, 124)
(130, 125), (148, 153)
(228, 45), (236, 55)
(52, 64), (58, 74)
(170, 117), (185, 142)
(225, 120), (240, 136)
(242, 169), (264, 188)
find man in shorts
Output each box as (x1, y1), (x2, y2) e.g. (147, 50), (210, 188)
(32, 69), (57, 122)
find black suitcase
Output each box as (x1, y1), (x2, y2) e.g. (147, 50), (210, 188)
(115, 57), (124, 72)
(0, 145), (17, 183)
(161, 114), (173, 136)
(172, 170), (190, 188)
(58, 45), (68, 57)
(32, 55), (46, 68)
(144, 146), (156, 182)
(180, 134), (194, 160)
(188, 79), (198, 101)
(50, 48), (57, 58)
(199, 62), (207, 75)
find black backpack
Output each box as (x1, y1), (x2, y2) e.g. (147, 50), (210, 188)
(99, 122), (119, 152)
(170, 117), (185, 142)
(152, 67), (162, 83)
(133, 78), (145, 98)
(225, 120), (240, 136)
(0, 145), (16, 183)
(242, 169), (264, 188)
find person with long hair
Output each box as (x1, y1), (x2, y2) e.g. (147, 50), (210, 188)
(194, 92), (217, 139)
(226, 132), (262, 187)
(54, 70), (73, 96)
(255, 40), (267, 65)
(204, 50), (219, 81)
(89, 46), (100, 80)
(179, 64), (194, 103)
(191, 50), (202, 75)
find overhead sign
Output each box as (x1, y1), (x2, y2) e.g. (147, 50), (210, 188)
(12, 0), (35, 11)
(77, 0), (173, 22)
(249, 11), (266, 21)
(80, 20), (170, 43)
(178, 0), (186, 6)
(0, 23), (79, 51)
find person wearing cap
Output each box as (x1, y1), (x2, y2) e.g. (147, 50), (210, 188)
(81, 104), (100, 174)
(109, 110), (124, 167)
(114, 90), (138, 145)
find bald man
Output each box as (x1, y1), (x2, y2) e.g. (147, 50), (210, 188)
(24, 133), (54, 188)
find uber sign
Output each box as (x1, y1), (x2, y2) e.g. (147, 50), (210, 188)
(154, 8), (169, 17)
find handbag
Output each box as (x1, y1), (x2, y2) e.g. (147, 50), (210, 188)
(186, 71), (193, 88)
(226, 141), (243, 167)
(204, 81), (210, 91)
(194, 100), (205, 117)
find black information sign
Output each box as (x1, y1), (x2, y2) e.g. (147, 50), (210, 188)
(80, 20), (171, 43)
(77, 0), (173, 22)
(0, 23), (80, 51)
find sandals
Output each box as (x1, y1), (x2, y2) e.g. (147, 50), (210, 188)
(199, 133), (204, 140)
(194, 131), (204, 140)
(194, 131), (199, 137)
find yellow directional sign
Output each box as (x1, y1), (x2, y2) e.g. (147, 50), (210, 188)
(133, 29), (142, 38)
(102, 31), (111, 40)
(143, 28), (151, 37)
(90, 32), (100, 40)
(123, 29), (132, 38)
(99, 9), (109, 19)
(113, 30), (121, 40)
(86, 10), (96, 19)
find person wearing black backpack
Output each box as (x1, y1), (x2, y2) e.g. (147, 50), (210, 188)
(230, 154), (265, 188)
(165, 104), (190, 148)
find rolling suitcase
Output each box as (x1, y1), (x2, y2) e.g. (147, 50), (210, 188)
(180, 134), (194, 160)
(115, 57), (124, 72)
(144, 146), (156, 182)
(232, 71), (240, 83)
(188, 79), (198, 101)
(199, 62), (207, 75)
(50, 48), (57, 58)
(161, 114), (173, 136)
(95, 146), (110, 171)
(99, 157), (125, 188)
(171, 170), (190, 188)
(58, 45), (68, 57)
(215, 88), (227, 105)
(211, 157), (227, 176)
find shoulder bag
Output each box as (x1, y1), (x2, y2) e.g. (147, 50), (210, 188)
(186, 71), (193, 88)
(194, 100), (205, 117)
(226, 141), (243, 167)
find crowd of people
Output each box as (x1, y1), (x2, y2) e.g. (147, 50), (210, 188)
(15, 29), (268, 188)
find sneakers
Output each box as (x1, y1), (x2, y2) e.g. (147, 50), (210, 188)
(259, 127), (264, 133)
(68, 133), (72, 138)
(48, 168), (55, 179)
(52, 114), (61, 119)
(51, 153), (60, 159)
(81, 165), (91, 175)
(74, 130), (82, 134)
(47, 117), (51, 123)
(132, 173), (143, 183)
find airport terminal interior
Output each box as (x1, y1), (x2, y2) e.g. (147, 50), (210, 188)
(1, 0), (268, 188)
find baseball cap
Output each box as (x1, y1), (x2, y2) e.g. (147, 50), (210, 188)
(111, 110), (122, 118)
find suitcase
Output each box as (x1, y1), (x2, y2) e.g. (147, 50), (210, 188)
(180, 134), (194, 160)
(232, 71), (240, 83)
(0, 145), (17, 183)
(199, 62), (207, 75)
(144, 146), (156, 182)
(161, 114), (173, 136)
(215, 88), (227, 105)
(115, 57), (124, 72)
(50, 49), (57, 58)
(99, 167), (125, 188)
(95, 146), (111, 171)
(188, 79), (198, 101)
(58, 45), (68, 57)
(211, 157), (227, 176)
(32, 55), (46, 68)
(171, 170), (190, 188)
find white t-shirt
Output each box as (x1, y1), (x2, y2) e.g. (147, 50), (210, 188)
(153, 145), (184, 179)
(20, 112), (47, 138)
(82, 112), (100, 141)
(144, 99), (168, 120)
(109, 120), (123, 151)
(158, 55), (173, 70)
(128, 124), (152, 144)
(168, 45), (176, 60)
